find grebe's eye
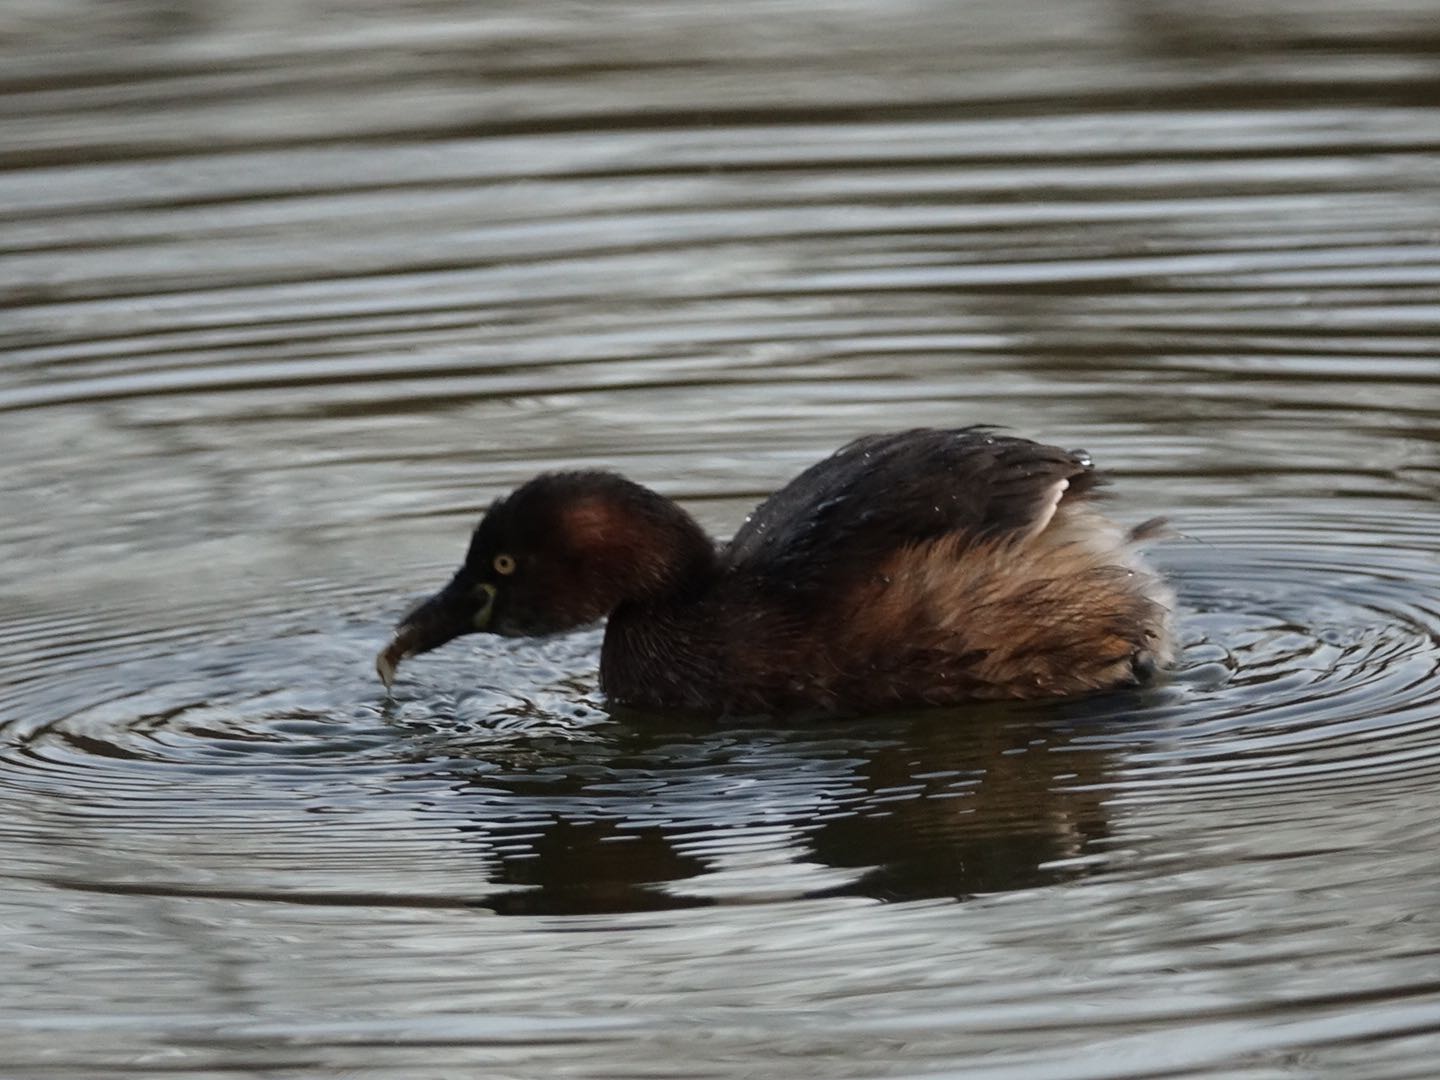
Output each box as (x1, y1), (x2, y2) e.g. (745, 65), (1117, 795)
(493, 553), (517, 576)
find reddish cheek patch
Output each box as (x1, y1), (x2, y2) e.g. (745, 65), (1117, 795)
(560, 497), (646, 555)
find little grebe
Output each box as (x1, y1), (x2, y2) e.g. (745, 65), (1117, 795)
(377, 428), (1173, 714)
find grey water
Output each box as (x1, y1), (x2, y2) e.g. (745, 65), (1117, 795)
(3, 1), (1440, 1076)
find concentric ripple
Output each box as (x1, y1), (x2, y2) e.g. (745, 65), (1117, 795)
(1100, 506), (1440, 796)
(6, 498), (1440, 1076)
(2, 500), (1437, 921)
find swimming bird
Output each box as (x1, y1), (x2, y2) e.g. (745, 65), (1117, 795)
(377, 428), (1172, 715)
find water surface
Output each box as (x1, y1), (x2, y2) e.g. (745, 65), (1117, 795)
(3, 1), (1440, 1077)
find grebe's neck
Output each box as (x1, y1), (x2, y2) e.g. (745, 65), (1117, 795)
(599, 585), (725, 711)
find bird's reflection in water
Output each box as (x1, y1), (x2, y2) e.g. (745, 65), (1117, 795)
(397, 696), (1134, 915)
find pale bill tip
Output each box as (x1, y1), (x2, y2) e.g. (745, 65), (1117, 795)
(375, 645), (400, 689)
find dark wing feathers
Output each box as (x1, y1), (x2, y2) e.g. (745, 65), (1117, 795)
(723, 427), (1097, 592)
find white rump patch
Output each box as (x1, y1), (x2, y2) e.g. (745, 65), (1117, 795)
(1025, 478), (1068, 539)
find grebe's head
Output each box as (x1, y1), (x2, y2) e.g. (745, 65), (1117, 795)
(376, 472), (713, 687)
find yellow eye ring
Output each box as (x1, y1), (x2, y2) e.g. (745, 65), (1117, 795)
(493, 553), (517, 575)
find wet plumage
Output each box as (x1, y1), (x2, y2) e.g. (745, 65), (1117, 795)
(378, 428), (1173, 715)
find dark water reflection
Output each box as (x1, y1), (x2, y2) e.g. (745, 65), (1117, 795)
(4, 0), (1440, 1077)
(406, 702), (1124, 913)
